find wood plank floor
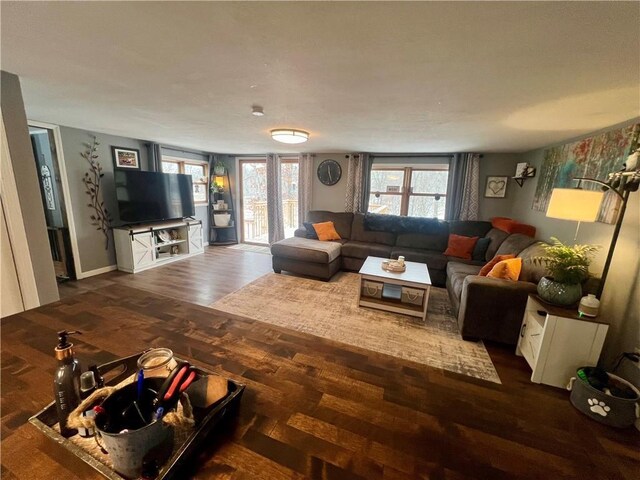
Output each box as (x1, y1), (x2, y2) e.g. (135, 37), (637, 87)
(2, 246), (639, 479)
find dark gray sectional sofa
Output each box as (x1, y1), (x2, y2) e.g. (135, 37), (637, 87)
(271, 210), (547, 344)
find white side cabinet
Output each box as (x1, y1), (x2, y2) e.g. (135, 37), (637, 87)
(516, 295), (608, 388)
(114, 219), (204, 273)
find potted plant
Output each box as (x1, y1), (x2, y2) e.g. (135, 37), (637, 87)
(213, 160), (226, 176)
(532, 237), (600, 306)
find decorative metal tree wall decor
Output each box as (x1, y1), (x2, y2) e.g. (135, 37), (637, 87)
(81, 136), (113, 250)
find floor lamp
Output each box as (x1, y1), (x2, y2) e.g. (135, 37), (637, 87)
(545, 156), (640, 299)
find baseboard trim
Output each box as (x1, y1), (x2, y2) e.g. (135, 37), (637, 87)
(78, 264), (117, 279)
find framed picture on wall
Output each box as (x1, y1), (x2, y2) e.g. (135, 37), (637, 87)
(112, 147), (141, 170)
(484, 176), (508, 198)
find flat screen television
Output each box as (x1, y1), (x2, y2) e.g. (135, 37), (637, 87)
(115, 170), (195, 224)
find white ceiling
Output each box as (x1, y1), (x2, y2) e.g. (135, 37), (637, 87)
(2, 1), (639, 154)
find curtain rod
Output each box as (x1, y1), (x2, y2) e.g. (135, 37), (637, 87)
(157, 144), (211, 157)
(370, 153), (454, 158)
(370, 153), (484, 158)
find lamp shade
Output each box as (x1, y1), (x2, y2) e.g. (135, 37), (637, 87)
(546, 188), (604, 222)
(271, 129), (309, 144)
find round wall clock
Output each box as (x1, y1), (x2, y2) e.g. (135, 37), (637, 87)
(317, 159), (342, 186)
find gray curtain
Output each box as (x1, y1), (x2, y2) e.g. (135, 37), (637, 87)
(147, 142), (162, 171)
(344, 153), (372, 213)
(446, 153), (480, 221)
(298, 153), (314, 227)
(266, 154), (284, 244)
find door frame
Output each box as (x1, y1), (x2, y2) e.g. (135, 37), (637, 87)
(1, 116), (39, 310)
(28, 120), (83, 279)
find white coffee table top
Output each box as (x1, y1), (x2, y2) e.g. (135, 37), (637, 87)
(359, 256), (431, 287)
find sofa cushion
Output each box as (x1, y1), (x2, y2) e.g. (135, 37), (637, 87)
(364, 213), (449, 235)
(449, 221), (492, 238)
(447, 261), (483, 278)
(447, 261), (483, 301)
(391, 248), (448, 271)
(517, 242), (548, 284)
(351, 213), (396, 246)
(445, 257), (485, 267)
(395, 226), (449, 251)
(495, 233), (537, 257)
(270, 237), (342, 264)
(449, 272), (467, 300)
(484, 228), (510, 261)
(341, 241), (393, 260)
(306, 211), (354, 239)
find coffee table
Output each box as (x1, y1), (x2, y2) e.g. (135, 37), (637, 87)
(358, 256), (432, 320)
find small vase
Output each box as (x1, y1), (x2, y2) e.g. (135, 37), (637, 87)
(537, 276), (582, 306)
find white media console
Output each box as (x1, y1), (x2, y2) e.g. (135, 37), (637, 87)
(113, 219), (204, 273)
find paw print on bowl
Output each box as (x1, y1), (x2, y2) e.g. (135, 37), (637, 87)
(587, 398), (611, 417)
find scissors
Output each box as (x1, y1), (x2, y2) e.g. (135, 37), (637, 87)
(155, 361), (197, 413)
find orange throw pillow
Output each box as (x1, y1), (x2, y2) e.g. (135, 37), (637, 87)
(479, 254), (516, 276)
(443, 234), (479, 260)
(491, 217), (513, 233)
(312, 221), (341, 241)
(487, 257), (522, 281)
(491, 217), (536, 237)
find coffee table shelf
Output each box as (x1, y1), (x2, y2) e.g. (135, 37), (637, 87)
(358, 256), (431, 320)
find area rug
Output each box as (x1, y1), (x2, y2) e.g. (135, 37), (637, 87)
(226, 243), (271, 254)
(210, 272), (501, 383)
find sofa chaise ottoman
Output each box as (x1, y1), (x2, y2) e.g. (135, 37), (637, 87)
(271, 236), (342, 281)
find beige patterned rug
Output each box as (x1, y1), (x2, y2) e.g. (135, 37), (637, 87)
(210, 272), (500, 383)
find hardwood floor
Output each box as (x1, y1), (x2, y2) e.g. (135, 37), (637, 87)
(58, 246), (274, 306)
(2, 246), (639, 479)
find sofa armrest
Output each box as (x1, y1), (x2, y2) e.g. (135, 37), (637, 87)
(294, 228), (308, 238)
(458, 276), (538, 344)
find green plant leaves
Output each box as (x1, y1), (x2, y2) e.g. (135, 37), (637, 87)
(532, 237), (601, 284)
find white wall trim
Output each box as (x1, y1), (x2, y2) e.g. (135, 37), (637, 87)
(79, 264), (117, 279)
(1, 116), (40, 309)
(28, 120), (83, 279)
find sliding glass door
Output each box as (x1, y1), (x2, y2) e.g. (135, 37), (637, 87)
(239, 158), (299, 244)
(240, 160), (269, 244)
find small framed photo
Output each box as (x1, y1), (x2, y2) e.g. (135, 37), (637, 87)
(112, 147), (141, 170)
(484, 176), (508, 198)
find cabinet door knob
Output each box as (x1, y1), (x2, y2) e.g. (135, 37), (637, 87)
(520, 324), (526, 337)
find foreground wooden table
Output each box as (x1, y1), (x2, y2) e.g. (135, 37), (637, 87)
(2, 284), (638, 479)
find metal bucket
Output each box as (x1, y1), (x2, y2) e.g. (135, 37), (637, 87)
(568, 370), (640, 428)
(95, 379), (173, 478)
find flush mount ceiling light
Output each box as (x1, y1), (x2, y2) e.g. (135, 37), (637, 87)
(251, 106), (264, 116)
(270, 129), (309, 144)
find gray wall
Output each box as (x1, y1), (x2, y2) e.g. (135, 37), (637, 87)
(1, 71), (59, 305)
(478, 153), (521, 221)
(59, 126), (149, 272)
(507, 118), (640, 371)
(310, 153), (349, 212)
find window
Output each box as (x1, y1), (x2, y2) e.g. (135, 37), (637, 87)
(161, 158), (208, 204)
(368, 166), (448, 219)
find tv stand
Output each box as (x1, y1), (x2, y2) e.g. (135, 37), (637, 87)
(113, 219), (204, 273)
